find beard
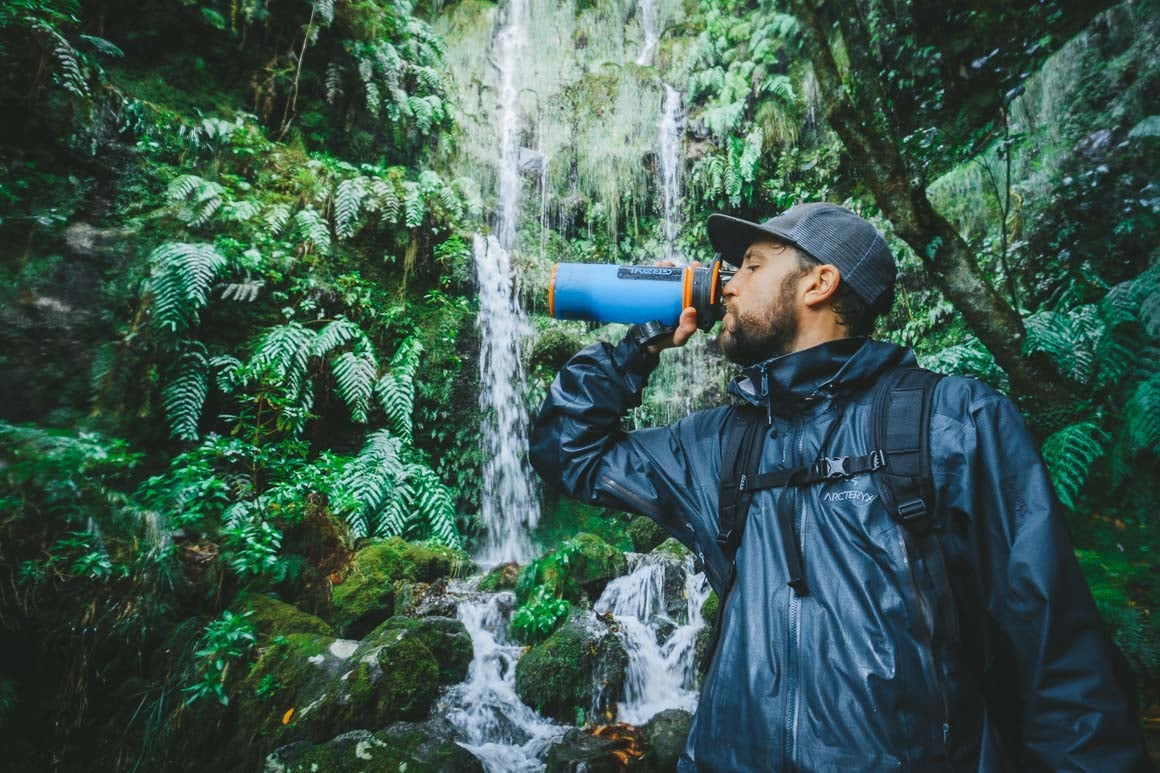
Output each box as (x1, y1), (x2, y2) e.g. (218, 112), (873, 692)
(719, 271), (800, 366)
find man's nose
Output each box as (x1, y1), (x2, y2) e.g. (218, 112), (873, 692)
(723, 272), (740, 297)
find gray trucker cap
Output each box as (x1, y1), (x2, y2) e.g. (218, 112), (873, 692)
(707, 203), (896, 307)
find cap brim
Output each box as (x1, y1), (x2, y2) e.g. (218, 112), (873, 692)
(706, 214), (797, 266)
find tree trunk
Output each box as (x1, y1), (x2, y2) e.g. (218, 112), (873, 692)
(788, 0), (1074, 413)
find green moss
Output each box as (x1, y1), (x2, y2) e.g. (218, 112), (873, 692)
(373, 632), (440, 720)
(627, 516), (666, 553)
(366, 616), (472, 686)
(652, 537), (690, 561)
(330, 537), (472, 638)
(476, 561), (520, 592)
(514, 612), (627, 724)
(515, 532), (627, 605)
(233, 592), (334, 642)
(700, 590), (719, 623)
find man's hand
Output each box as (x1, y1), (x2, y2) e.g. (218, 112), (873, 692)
(645, 260), (701, 356)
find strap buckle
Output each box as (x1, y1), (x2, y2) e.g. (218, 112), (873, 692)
(897, 499), (928, 523)
(869, 449), (887, 471)
(817, 456), (850, 480)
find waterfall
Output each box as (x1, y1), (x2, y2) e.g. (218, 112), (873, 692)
(659, 83), (683, 261)
(636, 0), (660, 66)
(595, 555), (710, 725)
(475, 0), (539, 565)
(441, 590), (566, 772)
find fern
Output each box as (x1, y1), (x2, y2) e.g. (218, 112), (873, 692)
(220, 280), (264, 303)
(78, 34), (124, 59)
(312, 317), (365, 357)
(406, 465), (458, 546)
(147, 242), (228, 339)
(1122, 373), (1160, 456)
(162, 345), (210, 441)
(167, 175), (227, 227)
(367, 177), (402, 223)
(33, 21), (89, 98)
(339, 430), (404, 538)
(334, 176), (368, 240)
(402, 181), (424, 228)
(1023, 305), (1103, 384)
(247, 322), (315, 407)
(294, 207), (332, 255)
(264, 203), (292, 236)
(1041, 421), (1110, 510)
(375, 338), (422, 441)
(332, 341), (378, 424)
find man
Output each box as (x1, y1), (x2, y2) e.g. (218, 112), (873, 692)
(529, 203), (1149, 771)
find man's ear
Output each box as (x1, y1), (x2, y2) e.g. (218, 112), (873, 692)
(801, 264), (840, 308)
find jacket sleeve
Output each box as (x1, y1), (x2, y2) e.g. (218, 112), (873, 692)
(957, 391), (1149, 771)
(528, 334), (728, 584)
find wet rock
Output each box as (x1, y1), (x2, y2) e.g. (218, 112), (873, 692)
(627, 516), (666, 553)
(476, 561), (521, 592)
(545, 727), (629, 773)
(516, 532), (627, 604)
(234, 592), (334, 643)
(637, 709), (693, 771)
(514, 611), (628, 724)
(366, 616), (473, 686)
(330, 537), (472, 638)
(237, 628), (440, 749)
(395, 579), (460, 618)
(695, 590), (719, 676)
(265, 719), (483, 772)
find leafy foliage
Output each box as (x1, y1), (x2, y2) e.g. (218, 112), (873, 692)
(509, 584), (571, 645)
(147, 243), (229, 339)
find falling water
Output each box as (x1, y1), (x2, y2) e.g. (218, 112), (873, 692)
(475, 234), (538, 565)
(658, 84), (683, 261)
(440, 590), (566, 772)
(475, 0), (540, 565)
(636, 0), (660, 66)
(595, 554), (710, 725)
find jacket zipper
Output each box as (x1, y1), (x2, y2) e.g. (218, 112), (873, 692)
(784, 413), (805, 770)
(904, 532), (953, 757)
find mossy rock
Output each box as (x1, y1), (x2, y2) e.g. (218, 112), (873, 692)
(330, 537), (472, 638)
(545, 728), (628, 773)
(627, 516), (666, 554)
(476, 561), (520, 592)
(696, 590), (720, 677)
(514, 611), (627, 724)
(233, 592), (334, 643)
(265, 720), (483, 773)
(650, 537), (690, 561)
(237, 629), (440, 751)
(515, 532), (627, 605)
(365, 616), (472, 686)
(638, 709), (693, 771)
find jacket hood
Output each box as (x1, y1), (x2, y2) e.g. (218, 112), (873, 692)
(728, 337), (916, 408)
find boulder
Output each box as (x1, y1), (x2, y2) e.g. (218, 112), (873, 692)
(514, 611), (627, 724)
(516, 533), (627, 604)
(545, 727), (629, 773)
(695, 590), (719, 676)
(237, 628), (440, 749)
(234, 592), (335, 643)
(394, 579), (461, 618)
(366, 616), (473, 686)
(627, 516), (666, 554)
(330, 537), (472, 638)
(637, 709), (693, 771)
(476, 561), (521, 592)
(265, 719), (483, 773)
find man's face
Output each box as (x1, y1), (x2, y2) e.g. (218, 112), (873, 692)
(719, 239), (807, 365)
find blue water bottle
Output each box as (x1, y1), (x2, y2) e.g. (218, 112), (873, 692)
(548, 256), (731, 331)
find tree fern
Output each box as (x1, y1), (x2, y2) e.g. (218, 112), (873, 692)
(332, 341), (378, 424)
(162, 345), (210, 441)
(1041, 421), (1110, 510)
(375, 338), (422, 441)
(147, 242), (228, 339)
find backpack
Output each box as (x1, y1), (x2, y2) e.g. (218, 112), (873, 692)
(715, 366), (944, 598)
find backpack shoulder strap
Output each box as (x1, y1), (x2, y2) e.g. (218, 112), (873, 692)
(870, 366), (945, 535)
(716, 404), (765, 562)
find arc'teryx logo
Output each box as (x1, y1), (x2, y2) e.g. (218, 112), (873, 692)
(822, 488), (877, 505)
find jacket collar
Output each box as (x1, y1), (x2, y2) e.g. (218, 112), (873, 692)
(728, 337), (916, 415)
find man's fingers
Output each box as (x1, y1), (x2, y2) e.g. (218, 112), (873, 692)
(671, 307), (698, 346)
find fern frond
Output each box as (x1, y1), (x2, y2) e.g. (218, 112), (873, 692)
(312, 317), (366, 357)
(167, 174), (206, 203)
(325, 62), (343, 104)
(1122, 373), (1160, 457)
(314, 0), (335, 25)
(332, 342), (379, 424)
(367, 178), (402, 223)
(221, 199), (260, 223)
(220, 280), (264, 303)
(79, 34), (124, 59)
(248, 322), (314, 404)
(36, 22), (89, 98)
(294, 207), (332, 255)
(406, 465), (459, 546)
(402, 181), (424, 228)
(1042, 421), (1110, 510)
(334, 176), (368, 240)
(375, 338), (423, 441)
(210, 354), (242, 393)
(162, 346), (209, 441)
(1023, 306), (1103, 384)
(264, 203), (292, 236)
(147, 242), (228, 339)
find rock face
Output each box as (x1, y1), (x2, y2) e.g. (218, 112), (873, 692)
(265, 719), (483, 773)
(514, 611), (628, 724)
(238, 616), (471, 750)
(329, 537), (472, 638)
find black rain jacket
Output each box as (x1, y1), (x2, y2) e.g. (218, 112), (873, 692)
(529, 334), (1150, 771)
